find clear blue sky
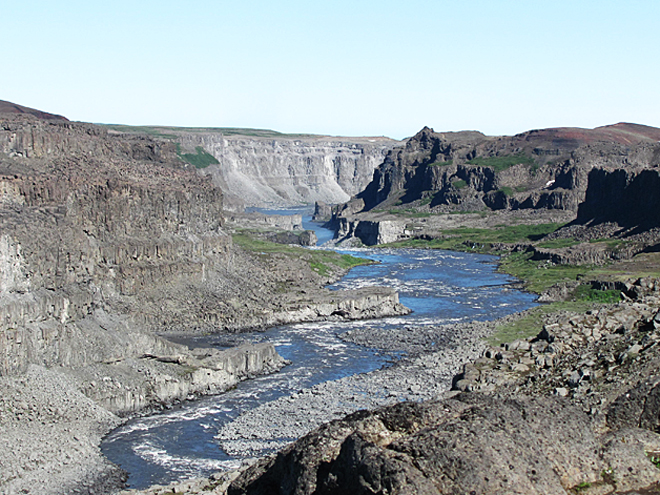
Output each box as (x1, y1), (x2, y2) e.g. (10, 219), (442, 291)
(3, 0), (659, 139)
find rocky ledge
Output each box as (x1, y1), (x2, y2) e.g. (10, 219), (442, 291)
(0, 342), (287, 495)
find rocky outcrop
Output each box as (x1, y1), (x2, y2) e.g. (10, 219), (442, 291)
(576, 167), (660, 229)
(64, 342), (287, 415)
(0, 114), (234, 375)
(227, 393), (660, 495)
(174, 132), (399, 209)
(0, 340), (288, 495)
(335, 124), (660, 216)
(326, 124), (660, 246)
(214, 287), (410, 332)
(335, 218), (410, 245)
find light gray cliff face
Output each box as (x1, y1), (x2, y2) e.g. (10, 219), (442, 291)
(177, 134), (400, 209)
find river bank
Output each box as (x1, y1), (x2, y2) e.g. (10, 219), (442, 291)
(121, 278), (660, 495)
(112, 236), (660, 495)
(114, 309), (541, 495)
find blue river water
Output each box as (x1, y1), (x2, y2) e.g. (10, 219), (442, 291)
(101, 211), (537, 489)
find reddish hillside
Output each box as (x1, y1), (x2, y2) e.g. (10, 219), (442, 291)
(516, 122), (660, 149)
(0, 100), (68, 121)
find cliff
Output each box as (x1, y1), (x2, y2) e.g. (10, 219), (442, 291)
(185, 133), (398, 209)
(104, 125), (400, 209)
(328, 124), (660, 247)
(576, 167), (660, 230)
(349, 124), (660, 215)
(0, 108), (411, 494)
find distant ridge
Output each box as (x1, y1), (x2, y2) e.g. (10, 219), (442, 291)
(0, 100), (68, 121)
(516, 122), (660, 147)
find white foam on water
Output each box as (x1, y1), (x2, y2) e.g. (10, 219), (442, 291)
(132, 441), (238, 473)
(106, 404), (227, 440)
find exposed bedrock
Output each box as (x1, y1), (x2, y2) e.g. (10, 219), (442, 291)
(328, 125), (660, 247)
(576, 167), (660, 230)
(335, 218), (410, 246)
(228, 393), (660, 495)
(215, 287), (410, 333)
(64, 342), (287, 416)
(0, 114), (299, 494)
(176, 133), (399, 208)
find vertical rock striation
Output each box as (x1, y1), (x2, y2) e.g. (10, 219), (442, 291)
(175, 133), (399, 209)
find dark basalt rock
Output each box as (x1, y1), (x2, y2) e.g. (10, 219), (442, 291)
(228, 393), (660, 495)
(339, 124), (660, 219)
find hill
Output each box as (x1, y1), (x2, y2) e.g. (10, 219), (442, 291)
(0, 99), (69, 120)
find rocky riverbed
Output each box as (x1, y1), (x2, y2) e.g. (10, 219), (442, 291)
(118, 278), (660, 495)
(115, 314), (523, 495)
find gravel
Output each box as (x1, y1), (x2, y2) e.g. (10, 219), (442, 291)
(214, 318), (501, 457)
(0, 365), (127, 495)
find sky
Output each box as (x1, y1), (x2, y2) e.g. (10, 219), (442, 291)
(3, 0), (659, 139)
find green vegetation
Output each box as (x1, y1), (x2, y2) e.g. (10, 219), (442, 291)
(467, 153), (535, 173)
(452, 179), (467, 189)
(487, 257), (622, 344)
(515, 185), (529, 193)
(573, 284), (621, 303)
(428, 159), (454, 167)
(648, 453), (660, 469)
(232, 234), (369, 276)
(178, 146), (220, 169)
(488, 301), (595, 345)
(499, 186), (514, 197)
(383, 223), (565, 253)
(601, 467), (617, 486)
(499, 251), (586, 294)
(574, 482), (592, 493)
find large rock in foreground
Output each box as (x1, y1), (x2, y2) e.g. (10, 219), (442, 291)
(228, 393), (660, 495)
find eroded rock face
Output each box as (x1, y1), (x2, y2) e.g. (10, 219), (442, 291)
(327, 124), (660, 246)
(179, 133), (399, 208)
(0, 115), (231, 375)
(227, 394), (660, 495)
(577, 167), (660, 229)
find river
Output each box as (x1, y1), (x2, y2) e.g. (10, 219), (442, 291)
(101, 209), (537, 489)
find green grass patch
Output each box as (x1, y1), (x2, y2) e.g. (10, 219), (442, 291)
(574, 481), (592, 493)
(488, 301), (596, 345)
(428, 159), (453, 167)
(573, 284), (621, 303)
(467, 153), (535, 173)
(232, 234), (369, 276)
(178, 146), (220, 169)
(452, 179), (467, 189)
(498, 251), (587, 294)
(515, 185), (529, 193)
(383, 223), (564, 252)
(499, 186), (514, 197)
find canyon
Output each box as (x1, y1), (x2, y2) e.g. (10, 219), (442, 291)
(3, 98), (660, 495)
(104, 123), (400, 210)
(0, 105), (406, 495)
